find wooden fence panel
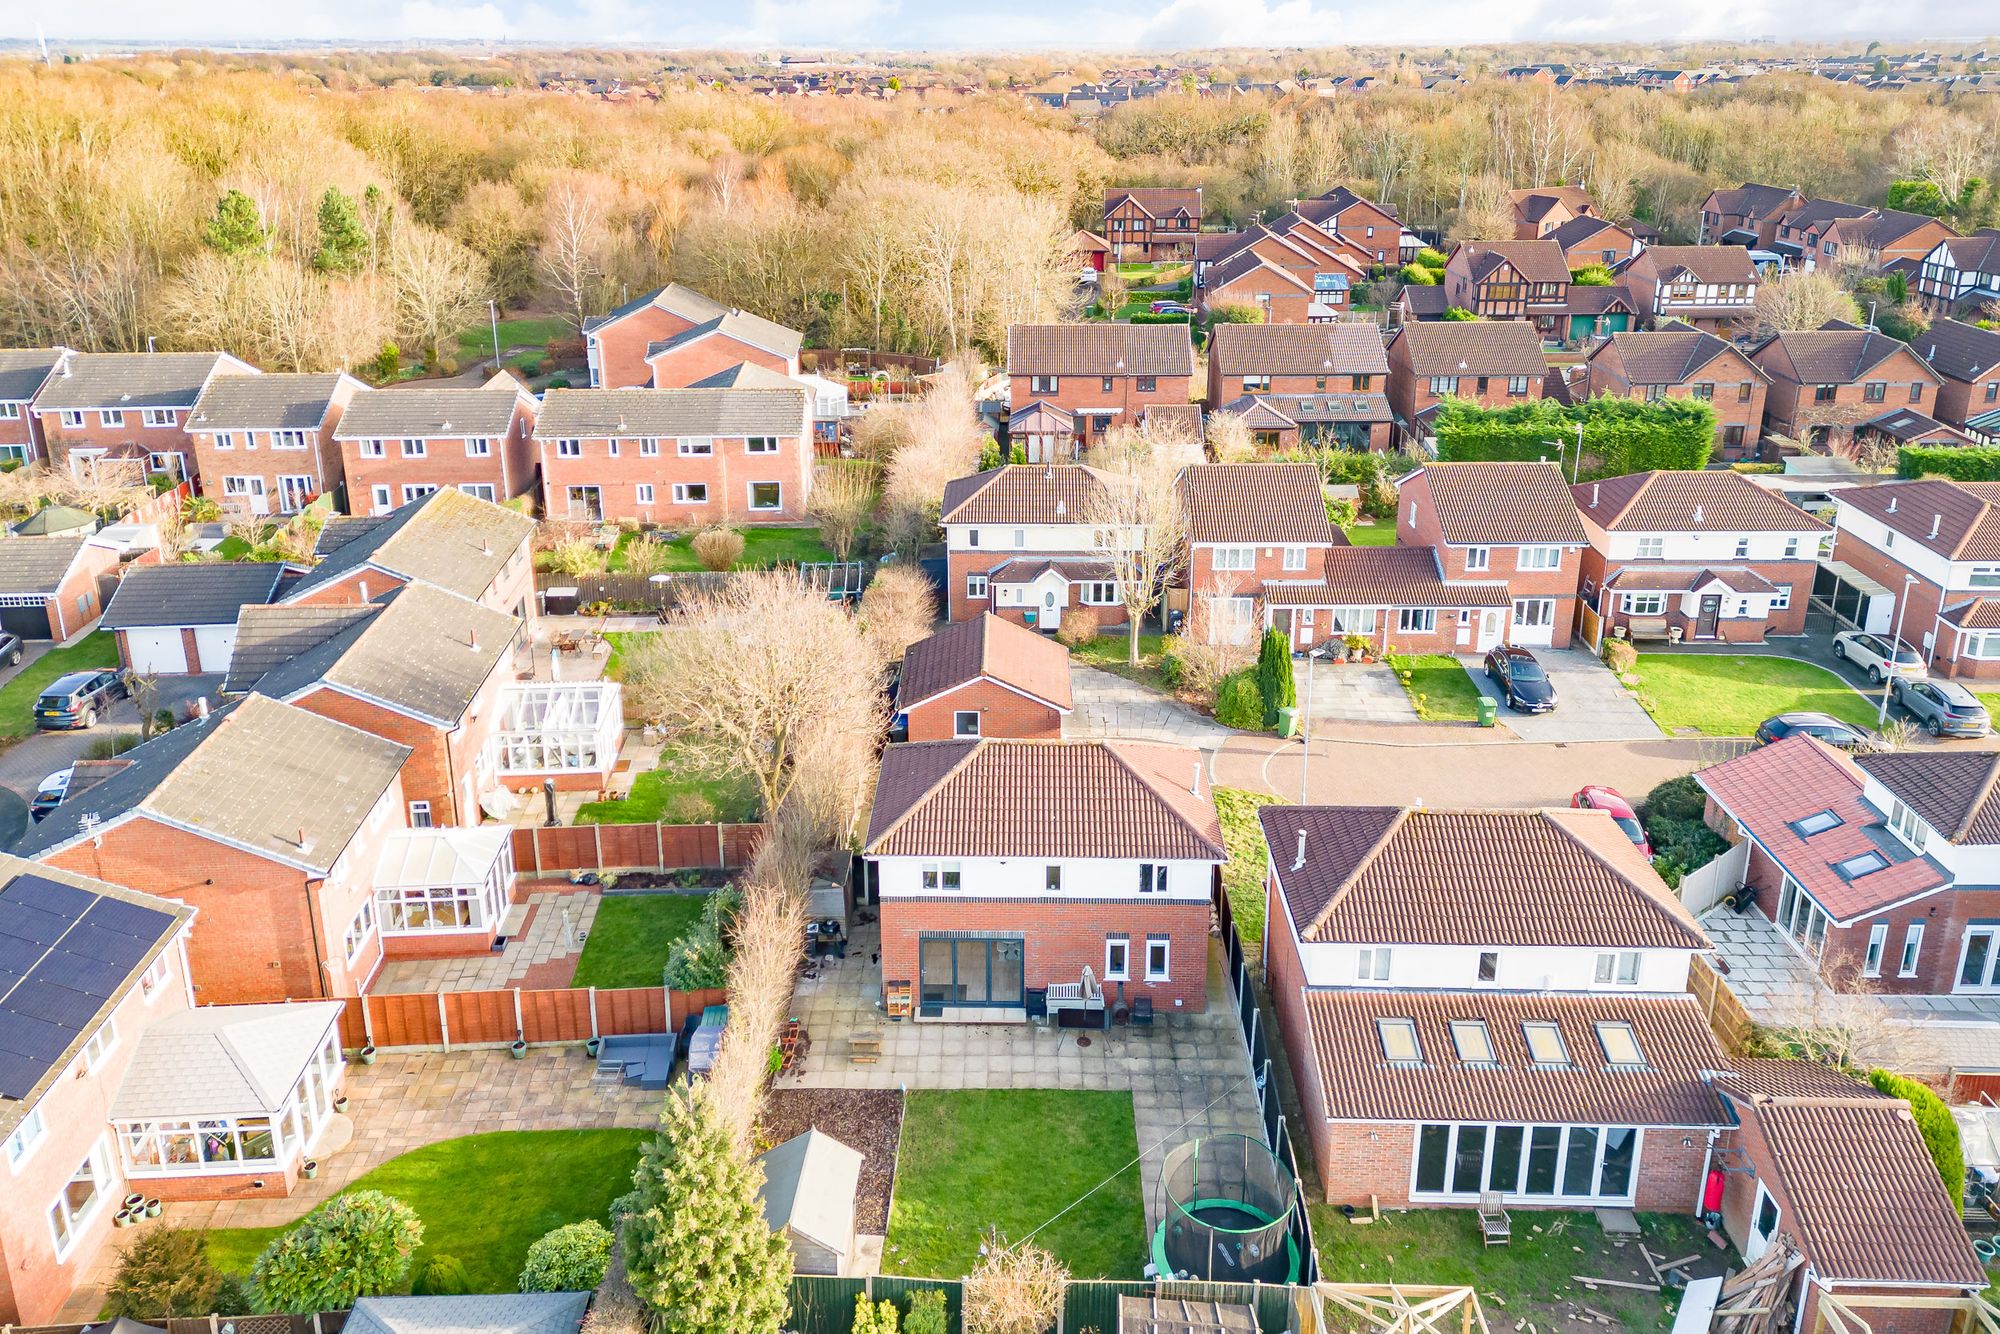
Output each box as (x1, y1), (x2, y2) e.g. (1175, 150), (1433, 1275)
(366, 993), (445, 1047)
(443, 990), (518, 1045)
(337, 998), (369, 1048)
(1689, 956), (1753, 1052)
(511, 822), (767, 875)
(669, 986), (728, 1029)
(519, 989), (594, 1044)
(596, 823), (662, 869)
(596, 987), (673, 1036)
(723, 824), (765, 866)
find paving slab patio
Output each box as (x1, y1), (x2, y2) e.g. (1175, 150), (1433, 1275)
(1066, 664), (1234, 748)
(1296, 659), (1419, 725)
(372, 890), (603, 992)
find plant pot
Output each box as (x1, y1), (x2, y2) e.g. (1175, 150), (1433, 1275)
(145, 1198), (163, 1219)
(302, 1160), (318, 1180)
(584, 1038), (602, 1059)
(510, 1040), (528, 1059)
(113, 1209), (134, 1229)
(332, 1095), (350, 1114)
(123, 1192), (145, 1211)
(359, 1045), (377, 1066)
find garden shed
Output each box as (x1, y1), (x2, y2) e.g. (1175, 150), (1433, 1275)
(754, 1127), (863, 1276)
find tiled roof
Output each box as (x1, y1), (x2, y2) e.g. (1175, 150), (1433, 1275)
(110, 1001), (345, 1119)
(898, 614), (1073, 712)
(1390, 322), (1547, 378)
(1638, 245), (1758, 285)
(33, 352), (244, 411)
(1604, 565), (1775, 594)
(866, 739), (1224, 862)
(1104, 187), (1202, 218)
(1834, 479), (2000, 560)
(687, 362), (801, 391)
(1203, 248), (1312, 294)
(1942, 597), (2000, 630)
(645, 308), (804, 363)
(1006, 325), (1195, 379)
(1214, 393), (1391, 426)
(316, 515), (388, 556)
(1932, 229), (2000, 279)
(1455, 240), (1571, 284)
(1142, 404), (1204, 439)
(1917, 319), (2000, 382)
(1574, 470), (1826, 534)
(1179, 463), (1335, 546)
(284, 488), (535, 604)
(1859, 408), (1973, 444)
(1511, 186), (1595, 221)
(223, 604), (377, 691)
(1709, 182), (1799, 220)
(989, 558), (1116, 584)
(1696, 736), (1946, 922)
(1413, 462), (1591, 546)
(0, 349), (68, 404)
(102, 562), (287, 630)
(334, 383), (527, 439)
(1261, 805), (1706, 948)
(1724, 1057), (1868, 1100)
(190, 373), (349, 432)
(1857, 749), (2000, 845)
(1208, 322), (1389, 378)
(535, 387), (809, 438)
(1298, 989), (1729, 1127)
(344, 1294), (590, 1334)
(1755, 328), (1931, 386)
(1545, 215), (1628, 250)
(0, 536), (89, 596)
(940, 465), (1112, 526)
(1260, 545), (1509, 610)
(1564, 285), (1635, 315)
(1594, 327), (1759, 386)
(1778, 198), (1875, 231)
(582, 282), (727, 335)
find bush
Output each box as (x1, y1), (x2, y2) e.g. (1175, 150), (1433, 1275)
(1602, 638), (1637, 674)
(1399, 263), (1438, 285)
(1442, 307), (1478, 321)
(1162, 631), (1252, 701)
(1055, 617), (1096, 649)
(1208, 303), (1264, 325)
(546, 376), (572, 390)
(1213, 671), (1267, 730)
(103, 1224), (248, 1318)
(412, 1254), (471, 1296)
(1435, 395), (1715, 477)
(85, 732), (143, 759)
(663, 886), (741, 990)
(1570, 264), (1615, 286)
(1412, 247), (1449, 272)
(904, 1289), (949, 1334)
(1128, 310), (1192, 324)
(247, 1190), (423, 1313)
(1256, 628), (1295, 723)
(690, 527), (745, 571)
(1637, 774), (1730, 882)
(520, 1219), (615, 1292)
(1900, 445), (2000, 481)
(1325, 496), (1357, 529)
(851, 1294), (901, 1334)
(1868, 1069), (1965, 1204)
(372, 342), (400, 380)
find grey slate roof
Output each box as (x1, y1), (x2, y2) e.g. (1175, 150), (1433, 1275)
(15, 695), (410, 874)
(101, 562), (287, 630)
(0, 349), (68, 404)
(345, 1295), (590, 1334)
(223, 604), (377, 693)
(316, 515), (389, 557)
(33, 352), (245, 411)
(109, 1001), (345, 1119)
(1918, 320), (2000, 383)
(756, 1127), (862, 1256)
(333, 383), (529, 440)
(0, 536), (90, 596)
(189, 373), (349, 432)
(689, 362), (804, 391)
(535, 388), (809, 438)
(283, 488), (535, 604)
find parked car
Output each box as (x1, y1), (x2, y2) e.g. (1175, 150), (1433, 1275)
(1149, 301), (1191, 315)
(0, 632), (22, 669)
(1753, 712), (1875, 750)
(29, 767), (71, 823)
(1571, 785), (1651, 856)
(34, 669), (127, 731)
(1891, 677), (1993, 738)
(1831, 631), (1927, 684)
(1483, 645), (1557, 713)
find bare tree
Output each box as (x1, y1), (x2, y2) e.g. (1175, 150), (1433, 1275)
(963, 1234), (1069, 1334)
(388, 225), (487, 364)
(540, 176), (608, 333)
(1757, 973), (1944, 1076)
(882, 365), (987, 553)
(1085, 430), (1190, 666)
(805, 462), (878, 561)
(1204, 410), (1258, 463)
(1893, 109), (1988, 207)
(1755, 268), (1862, 337)
(857, 564), (937, 668)
(704, 817), (812, 1150)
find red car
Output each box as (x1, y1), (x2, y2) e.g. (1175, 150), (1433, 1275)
(1572, 785), (1651, 857)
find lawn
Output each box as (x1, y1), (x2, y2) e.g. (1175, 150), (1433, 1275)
(1216, 787), (1278, 945)
(606, 526), (837, 572)
(455, 315), (572, 360)
(0, 631), (120, 741)
(575, 746), (760, 825)
(205, 1130), (648, 1295)
(1341, 522), (1399, 547)
(1387, 654), (1487, 723)
(1068, 631), (1171, 694)
(885, 1089), (1145, 1279)
(1978, 693), (2000, 728)
(570, 893), (710, 989)
(1627, 653), (1876, 737)
(1311, 1207), (1714, 1333)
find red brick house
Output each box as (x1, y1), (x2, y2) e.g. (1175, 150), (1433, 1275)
(1699, 182), (1805, 248)
(0, 534), (125, 643)
(584, 283), (800, 390)
(896, 613), (1072, 742)
(1102, 187), (1203, 262)
(534, 386), (814, 525)
(1620, 246), (1760, 336)
(31, 352), (257, 489)
(1509, 186), (1597, 240)
(1260, 545), (1513, 656)
(1259, 803), (1724, 1212)
(280, 488), (539, 625)
(1197, 249), (1316, 323)
(1572, 470), (1828, 644)
(1545, 216), (1641, 271)
(333, 376), (541, 514)
(867, 739), (1224, 1020)
(1205, 323), (1391, 452)
(1176, 462), (1337, 645)
(1192, 227), (1367, 321)
(1286, 187), (1404, 267)
(1582, 326), (1773, 461)
(187, 372), (364, 518)
(1914, 229), (2000, 318)
(1441, 240), (1573, 335)
(1749, 327), (1942, 451)
(0, 348), (71, 466)
(940, 464), (1132, 631)
(1914, 318), (2000, 440)
(642, 308), (803, 389)
(1396, 461), (1589, 647)
(1383, 322), (1548, 450)
(1826, 478), (2000, 678)
(1774, 200), (1956, 274)
(1006, 325), (1195, 460)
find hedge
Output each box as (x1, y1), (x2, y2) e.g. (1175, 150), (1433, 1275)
(1899, 444), (2000, 481)
(1127, 311), (1192, 325)
(1867, 1068), (1965, 1205)
(1435, 396), (1715, 478)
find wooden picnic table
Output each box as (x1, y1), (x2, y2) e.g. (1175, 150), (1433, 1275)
(849, 1029), (883, 1065)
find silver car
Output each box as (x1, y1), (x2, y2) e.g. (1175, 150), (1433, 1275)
(1832, 631), (1927, 684)
(1891, 677), (1993, 738)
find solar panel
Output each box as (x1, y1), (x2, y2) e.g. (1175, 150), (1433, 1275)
(0, 872), (97, 920)
(0, 1049), (45, 1100)
(58, 921), (153, 974)
(0, 902), (70, 947)
(44, 951), (128, 1002)
(0, 1010), (75, 1063)
(0, 933), (41, 973)
(3, 977), (100, 1028)
(79, 895), (179, 941)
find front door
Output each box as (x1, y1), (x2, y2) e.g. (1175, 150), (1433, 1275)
(1041, 589), (1062, 633)
(1477, 609), (1505, 651)
(1697, 594), (1722, 639)
(1292, 608), (1315, 650)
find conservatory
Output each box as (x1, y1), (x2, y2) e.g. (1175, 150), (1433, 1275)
(489, 680), (623, 786)
(373, 825), (516, 939)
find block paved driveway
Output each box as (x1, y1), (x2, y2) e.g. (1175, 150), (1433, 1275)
(1067, 664), (1234, 748)
(1462, 648), (1662, 743)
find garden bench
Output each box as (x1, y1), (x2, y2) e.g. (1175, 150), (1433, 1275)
(1620, 616), (1675, 643)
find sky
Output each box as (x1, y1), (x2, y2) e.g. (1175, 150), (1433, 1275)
(11, 0), (1998, 50)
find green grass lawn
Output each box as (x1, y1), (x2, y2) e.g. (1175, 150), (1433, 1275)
(1977, 693), (2000, 728)
(885, 1090), (1145, 1279)
(570, 893), (710, 989)
(1312, 1208), (1708, 1332)
(1387, 654), (1487, 723)
(575, 746), (760, 825)
(455, 316), (572, 359)
(1341, 522), (1399, 547)
(606, 526), (837, 573)
(1067, 631), (1171, 694)
(205, 1130), (647, 1295)
(0, 631), (120, 741)
(1627, 653), (1876, 737)
(1216, 787), (1278, 945)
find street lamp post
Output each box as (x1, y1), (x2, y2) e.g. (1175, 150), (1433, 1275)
(489, 300), (502, 374)
(1878, 572), (1919, 727)
(1541, 425), (1584, 483)
(1299, 644), (1329, 804)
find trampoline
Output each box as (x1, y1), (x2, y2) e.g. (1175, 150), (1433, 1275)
(1151, 1134), (1301, 1284)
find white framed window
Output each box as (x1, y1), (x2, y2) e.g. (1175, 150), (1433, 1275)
(673, 483), (708, 504)
(213, 432), (236, 451)
(458, 483), (497, 502)
(1476, 951), (1499, 983)
(358, 438), (384, 458)
(1030, 375), (1059, 393)
(1212, 546), (1256, 571)
(1013, 529), (1026, 548)
(1863, 922), (1888, 977)
(635, 484), (655, 505)
(748, 481), (782, 511)
(344, 898), (377, 966)
(1413, 1121), (1639, 1201)
(1622, 593), (1665, 616)
(401, 484), (437, 504)
(1463, 546), (1490, 571)
(401, 438), (426, 458)
(966, 574), (989, 599)
(378, 884), (496, 934)
(1513, 598), (1556, 629)
(466, 437), (492, 457)
(241, 432), (257, 450)
(0, 401), (22, 420)
(607, 438), (620, 457)
(1771, 585), (1790, 611)
(1594, 951), (1640, 986)
(1145, 937), (1170, 981)
(60, 410), (85, 428)
(1044, 865), (1062, 892)
(1104, 937), (1130, 981)
(920, 861), (962, 891)
(1081, 580), (1118, 605)
(1901, 924), (1925, 977)
(1967, 631), (2000, 660)
(953, 710), (980, 737)
(79, 1016), (119, 1072)
(1970, 565), (2000, 590)
(678, 438), (714, 456)
(1517, 546), (1562, 571)
(1398, 608), (1435, 633)
(47, 1137), (110, 1260)
(100, 409), (124, 427)
(222, 475), (263, 498)
(746, 436), (779, 454)
(370, 485), (392, 512)
(639, 438), (660, 456)
(138, 953), (172, 1003)
(1282, 546), (1307, 572)
(272, 430), (308, 451)
(142, 408), (176, 428)
(5, 1102), (48, 1170)
(1889, 798), (1928, 848)
(555, 439), (582, 457)
(1138, 863), (1168, 894)
(1357, 946), (1391, 982)
(409, 800), (433, 829)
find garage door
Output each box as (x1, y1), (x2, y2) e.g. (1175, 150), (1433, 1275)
(0, 596), (51, 641)
(192, 625), (237, 673)
(125, 628), (188, 674)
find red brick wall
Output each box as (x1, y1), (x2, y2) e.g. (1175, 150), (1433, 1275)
(289, 686), (463, 825)
(1007, 373), (1194, 445)
(286, 567), (408, 607)
(47, 542), (118, 641)
(36, 408), (201, 483)
(342, 400), (540, 513)
(0, 401), (44, 462)
(1327, 201), (1401, 265)
(189, 392), (354, 515)
(1580, 554), (1815, 641)
(904, 679), (1063, 741)
(540, 431), (813, 525)
(1314, 1121), (1706, 1211)
(592, 306), (702, 390)
(1758, 347), (1941, 443)
(644, 336), (793, 389)
(1203, 273), (1313, 324)
(1385, 340), (1545, 436)
(1208, 369), (1383, 403)
(1826, 532), (1951, 671)
(878, 896), (1210, 1013)
(1397, 471), (1581, 646)
(1936, 370), (2000, 432)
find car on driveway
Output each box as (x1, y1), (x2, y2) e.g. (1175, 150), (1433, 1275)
(1891, 677), (1992, 738)
(1484, 645), (1557, 713)
(1571, 785), (1651, 856)
(1149, 301), (1191, 315)
(34, 669), (127, 731)
(0, 633), (22, 669)
(1753, 711), (1876, 750)
(1831, 631), (1927, 684)
(30, 768), (71, 823)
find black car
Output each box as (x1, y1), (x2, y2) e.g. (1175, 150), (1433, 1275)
(1753, 711), (1874, 750)
(34, 669), (127, 731)
(1484, 645), (1557, 713)
(0, 632), (21, 668)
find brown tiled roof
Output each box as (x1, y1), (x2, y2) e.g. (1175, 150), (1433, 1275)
(990, 558), (1115, 584)
(1754, 329), (1933, 386)
(1857, 749), (2000, 845)
(1917, 319), (2000, 382)
(1835, 479), (2000, 560)
(897, 614), (1072, 712)
(1260, 806), (1706, 948)
(1858, 408), (1974, 445)
(1604, 565), (1774, 593)
(1299, 989), (1729, 1127)
(865, 739), (1224, 861)
(1413, 462), (1590, 546)
(1104, 187), (1202, 219)
(1637, 245), (1758, 285)
(1208, 323), (1389, 378)
(1203, 248), (1313, 295)
(1724, 1058), (1867, 1100)
(940, 465), (1112, 525)
(1261, 546), (1507, 610)
(1574, 470), (1826, 534)
(1942, 597), (2000, 630)
(1179, 463), (1335, 546)
(1564, 286), (1634, 315)
(1696, 736), (1946, 922)
(1708, 183), (1800, 220)
(1455, 240), (1571, 285)
(1390, 323), (1547, 379)
(1007, 325), (1194, 379)
(1545, 215), (1628, 250)
(1594, 327), (1762, 387)
(1511, 186), (1596, 221)
(1142, 404), (1204, 439)
(1934, 228), (2000, 276)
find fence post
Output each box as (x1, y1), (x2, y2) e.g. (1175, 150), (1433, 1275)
(593, 823), (604, 867)
(361, 994), (375, 1046)
(513, 988), (525, 1043)
(438, 992), (451, 1051)
(588, 987), (600, 1040)
(716, 822), (727, 868)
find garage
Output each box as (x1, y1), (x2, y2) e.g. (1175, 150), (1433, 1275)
(124, 628), (189, 675)
(193, 625), (238, 673)
(0, 537), (101, 642)
(0, 595), (52, 642)
(101, 563), (285, 676)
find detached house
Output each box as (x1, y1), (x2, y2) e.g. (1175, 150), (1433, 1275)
(867, 739), (1225, 1019)
(333, 377), (541, 514)
(1287, 187), (1405, 267)
(1396, 461), (1589, 647)
(1545, 216), (1641, 270)
(280, 488), (539, 625)
(1914, 318), (2000, 441)
(1509, 186), (1597, 240)
(535, 387), (814, 525)
(1583, 325), (1772, 461)
(1572, 470), (1828, 644)
(1826, 478), (2000, 678)
(1260, 804), (1725, 1213)
(1620, 246), (1759, 336)
(1915, 229), (2000, 318)
(1383, 322), (1548, 450)
(1749, 327), (1942, 451)
(583, 283), (803, 391)
(1176, 463), (1338, 645)
(1441, 240), (1572, 335)
(1192, 226), (1368, 322)
(643, 309), (803, 390)
(187, 372), (364, 518)
(941, 464), (1130, 630)
(1774, 200), (1956, 274)
(1205, 323), (1392, 452)
(896, 613), (1072, 742)
(0, 348), (71, 466)
(1102, 187), (1203, 262)
(32, 352), (257, 488)
(1006, 325), (1195, 460)
(1699, 182), (1805, 247)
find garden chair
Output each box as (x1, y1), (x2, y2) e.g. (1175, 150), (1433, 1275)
(1477, 1192), (1511, 1246)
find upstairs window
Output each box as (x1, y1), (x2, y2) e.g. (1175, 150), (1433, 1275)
(1449, 1019), (1496, 1065)
(1376, 1018), (1422, 1065)
(1357, 946), (1391, 982)
(1522, 1021), (1569, 1067)
(401, 438), (426, 458)
(1595, 1021), (1644, 1068)
(1594, 951), (1641, 986)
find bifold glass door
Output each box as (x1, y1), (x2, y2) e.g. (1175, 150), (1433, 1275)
(918, 937), (1025, 1008)
(1414, 1123), (1639, 1202)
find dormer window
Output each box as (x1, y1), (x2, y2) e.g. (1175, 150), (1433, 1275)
(1376, 1017), (1422, 1065)
(1889, 798), (1927, 847)
(1522, 1021), (1569, 1067)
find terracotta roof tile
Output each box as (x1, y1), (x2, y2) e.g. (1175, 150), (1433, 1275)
(1414, 462), (1591, 546)
(1724, 1057), (1868, 1100)
(897, 614), (1072, 712)
(1208, 323), (1389, 378)
(1574, 470), (1826, 534)
(940, 465), (1113, 526)
(1835, 479), (2000, 560)
(1260, 546), (1509, 609)
(1391, 322), (1548, 379)
(1179, 463), (1335, 546)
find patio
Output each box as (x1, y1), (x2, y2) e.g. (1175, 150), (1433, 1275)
(372, 889), (604, 992)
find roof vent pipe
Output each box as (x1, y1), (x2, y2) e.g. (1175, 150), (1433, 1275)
(1693, 503), (1704, 524)
(1292, 829), (1307, 872)
(1930, 514), (1942, 540)
(1888, 497), (1898, 514)
(1190, 762), (1202, 798)
(1590, 483), (1600, 508)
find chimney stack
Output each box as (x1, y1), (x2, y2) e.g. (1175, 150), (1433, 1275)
(1292, 828), (1307, 872)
